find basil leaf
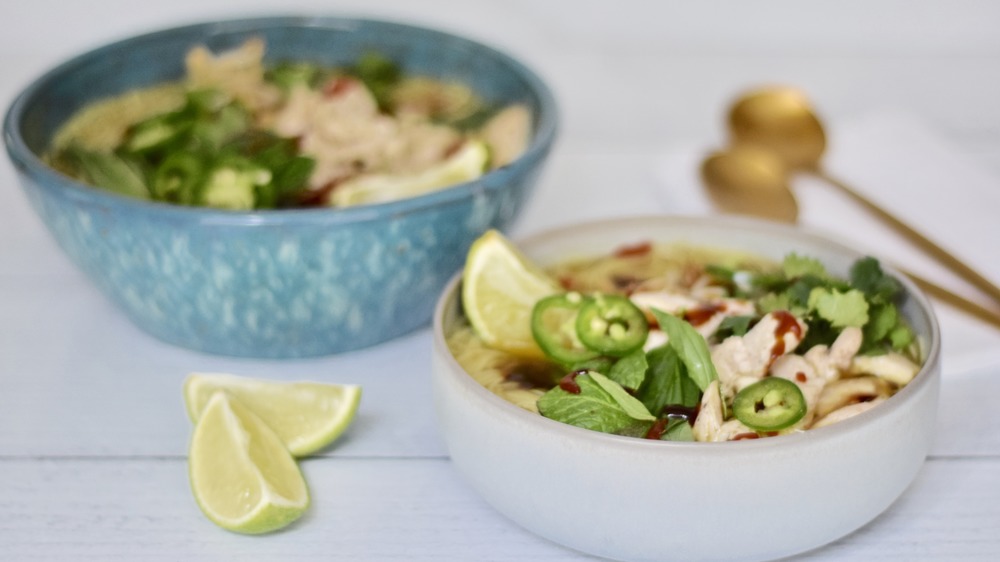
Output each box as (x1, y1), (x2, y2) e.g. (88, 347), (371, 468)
(66, 147), (150, 200)
(570, 356), (616, 374)
(589, 372), (655, 421)
(607, 347), (648, 391)
(636, 345), (700, 415)
(537, 374), (653, 436)
(650, 309), (718, 392)
(659, 418), (695, 442)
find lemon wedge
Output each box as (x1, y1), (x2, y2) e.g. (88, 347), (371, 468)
(184, 373), (362, 457)
(328, 139), (489, 207)
(461, 229), (560, 358)
(188, 391), (310, 534)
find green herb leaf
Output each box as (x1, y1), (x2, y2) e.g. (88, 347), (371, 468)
(266, 62), (321, 92)
(850, 257), (903, 303)
(607, 347), (648, 390)
(889, 324), (915, 350)
(588, 372), (655, 421)
(636, 344), (701, 415)
(717, 315), (754, 338)
(787, 275), (831, 310)
(704, 264), (735, 284)
(64, 146), (150, 200)
(537, 374), (653, 436)
(781, 253), (829, 279)
(757, 292), (793, 315)
(570, 356), (616, 374)
(864, 303), (898, 343)
(152, 152), (205, 203)
(808, 287), (870, 328)
(659, 418), (695, 442)
(650, 309), (718, 391)
(783, 253), (828, 279)
(750, 270), (791, 292)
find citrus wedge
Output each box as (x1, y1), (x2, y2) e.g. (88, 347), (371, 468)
(461, 229), (560, 358)
(189, 391), (309, 534)
(328, 139), (489, 207)
(184, 373), (361, 457)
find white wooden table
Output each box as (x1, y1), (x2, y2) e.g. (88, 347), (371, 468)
(3, 2), (999, 560)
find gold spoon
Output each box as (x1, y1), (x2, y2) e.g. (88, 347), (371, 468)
(725, 87), (1000, 307)
(702, 146), (1000, 330)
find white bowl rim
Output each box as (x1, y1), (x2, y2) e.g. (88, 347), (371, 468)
(432, 214), (942, 454)
(2, 14), (559, 226)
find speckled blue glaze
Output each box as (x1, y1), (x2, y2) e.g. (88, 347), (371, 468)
(4, 16), (557, 358)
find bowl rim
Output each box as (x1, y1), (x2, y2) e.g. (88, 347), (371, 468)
(432, 214), (942, 453)
(2, 14), (559, 226)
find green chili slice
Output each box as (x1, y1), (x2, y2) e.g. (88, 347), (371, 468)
(732, 377), (807, 432)
(531, 293), (599, 366)
(575, 294), (649, 357)
(152, 153), (205, 204)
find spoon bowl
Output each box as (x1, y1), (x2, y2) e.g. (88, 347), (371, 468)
(728, 87), (826, 170)
(700, 145), (797, 223)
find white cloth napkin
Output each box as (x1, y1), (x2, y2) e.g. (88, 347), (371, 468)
(653, 110), (1000, 376)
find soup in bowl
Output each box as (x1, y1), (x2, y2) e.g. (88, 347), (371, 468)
(3, 16), (557, 358)
(432, 215), (940, 562)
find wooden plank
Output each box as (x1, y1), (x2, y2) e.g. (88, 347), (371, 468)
(0, 456), (996, 560)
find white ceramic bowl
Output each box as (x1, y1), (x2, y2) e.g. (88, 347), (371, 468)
(431, 215), (941, 562)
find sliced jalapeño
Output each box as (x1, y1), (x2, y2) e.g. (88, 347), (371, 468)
(531, 292), (599, 366)
(732, 377), (807, 432)
(575, 294), (649, 357)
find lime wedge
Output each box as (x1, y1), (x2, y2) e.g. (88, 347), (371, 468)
(189, 391), (309, 534)
(184, 373), (361, 457)
(461, 229), (560, 358)
(329, 139), (489, 207)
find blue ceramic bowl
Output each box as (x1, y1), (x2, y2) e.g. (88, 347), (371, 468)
(3, 16), (558, 358)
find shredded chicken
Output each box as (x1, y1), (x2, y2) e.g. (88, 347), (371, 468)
(692, 380), (724, 442)
(269, 80), (462, 190)
(850, 352), (921, 386)
(812, 398), (886, 429)
(711, 312), (807, 400)
(185, 38), (281, 112)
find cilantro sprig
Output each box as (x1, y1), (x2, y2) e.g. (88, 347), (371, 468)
(752, 254), (913, 353)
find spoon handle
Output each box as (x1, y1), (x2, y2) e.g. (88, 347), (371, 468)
(900, 267), (1000, 331)
(818, 169), (1000, 307)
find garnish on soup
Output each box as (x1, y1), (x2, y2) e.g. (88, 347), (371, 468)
(47, 39), (531, 210)
(448, 230), (923, 442)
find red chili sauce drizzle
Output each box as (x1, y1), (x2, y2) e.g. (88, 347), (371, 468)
(559, 371), (585, 394)
(768, 310), (803, 368)
(613, 241), (653, 258)
(322, 76), (356, 97)
(732, 430), (780, 441)
(644, 404), (700, 440)
(683, 303), (726, 327)
(645, 418), (671, 440)
(611, 275), (643, 295)
(501, 360), (563, 391)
